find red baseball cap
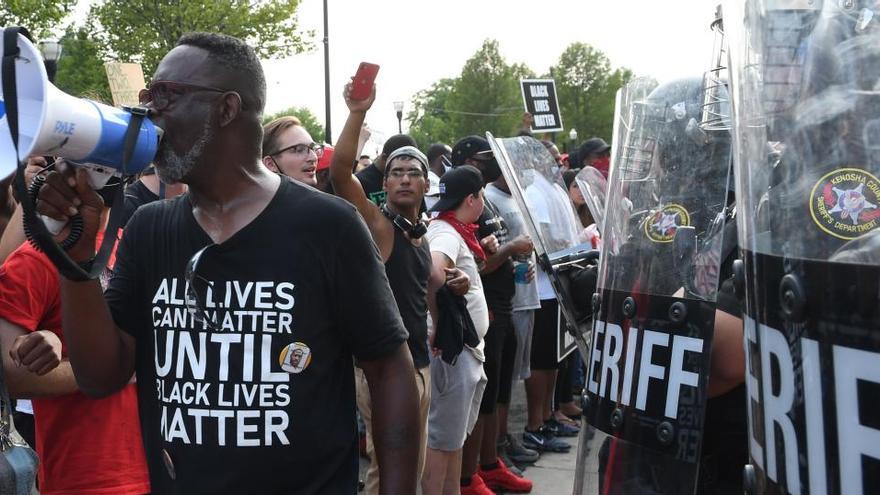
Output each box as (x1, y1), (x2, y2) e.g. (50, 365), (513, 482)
(317, 144), (334, 171)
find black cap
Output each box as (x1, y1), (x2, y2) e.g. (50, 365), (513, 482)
(429, 165), (484, 212)
(451, 136), (492, 166)
(580, 137), (611, 157)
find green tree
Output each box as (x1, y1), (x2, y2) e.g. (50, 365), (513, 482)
(445, 39), (533, 140)
(0, 0), (76, 38)
(408, 40), (535, 148)
(54, 25), (112, 102)
(262, 106), (325, 144)
(549, 42), (633, 147)
(89, 0), (312, 78)
(405, 78), (457, 150)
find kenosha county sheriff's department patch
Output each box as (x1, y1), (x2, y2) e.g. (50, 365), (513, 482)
(644, 204), (690, 243)
(809, 167), (880, 240)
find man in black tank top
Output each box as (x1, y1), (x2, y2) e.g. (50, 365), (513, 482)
(330, 81), (469, 495)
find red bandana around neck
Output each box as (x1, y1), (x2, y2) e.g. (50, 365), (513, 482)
(437, 210), (486, 262)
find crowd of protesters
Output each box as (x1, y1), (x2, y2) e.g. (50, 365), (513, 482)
(0, 32), (610, 495)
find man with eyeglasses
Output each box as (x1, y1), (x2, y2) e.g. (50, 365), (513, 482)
(36, 32), (420, 494)
(261, 115), (324, 187)
(330, 81), (469, 495)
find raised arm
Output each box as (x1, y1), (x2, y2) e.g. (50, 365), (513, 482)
(330, 84), (384, 222)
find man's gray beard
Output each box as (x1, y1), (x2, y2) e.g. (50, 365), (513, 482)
(156, 120), (214, 184)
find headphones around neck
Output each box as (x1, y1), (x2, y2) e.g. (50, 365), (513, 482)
(381, 204), (427, 239)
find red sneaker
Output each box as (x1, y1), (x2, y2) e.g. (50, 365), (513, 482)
(479, 458), (533, 493)
(461, 473), (496, 495)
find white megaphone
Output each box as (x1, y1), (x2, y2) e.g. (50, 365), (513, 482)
(0, 32), (162, 180)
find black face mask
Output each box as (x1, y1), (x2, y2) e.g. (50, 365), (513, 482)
(480, 158), (502, 183)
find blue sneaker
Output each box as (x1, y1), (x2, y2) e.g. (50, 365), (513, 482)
(544, 418), (580, 437)
(522, 428), (571, 453)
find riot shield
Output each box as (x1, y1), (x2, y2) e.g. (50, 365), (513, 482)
(575, 165), (609, 233)
(572, 75), (732, 494)
(725, 0), (880, 493)
(487, 133), (598, 359)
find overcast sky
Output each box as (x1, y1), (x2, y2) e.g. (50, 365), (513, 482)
(262, 0), (718, 153)
(72, 0), (718, 155)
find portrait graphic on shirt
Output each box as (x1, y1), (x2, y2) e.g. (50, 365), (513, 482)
(279, 342), (312, 374)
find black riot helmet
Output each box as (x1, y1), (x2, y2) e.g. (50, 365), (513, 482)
(620, 77), (731, 242)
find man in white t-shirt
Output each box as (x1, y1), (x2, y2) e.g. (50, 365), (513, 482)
(422, 165), (493, 495)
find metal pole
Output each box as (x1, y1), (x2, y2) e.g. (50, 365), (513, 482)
(396, 112), (402, 134)
(322, 0), (332, 144)
(44, 60), (58, 83)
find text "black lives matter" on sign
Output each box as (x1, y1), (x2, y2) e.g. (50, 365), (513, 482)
(520, 79), (563, 133)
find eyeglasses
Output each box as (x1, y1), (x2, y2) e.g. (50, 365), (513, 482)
(184, 244), (220, 331)
(271, 142), (324, 159)
(387, 168), (425, 179)
(138, 80), (228, 111)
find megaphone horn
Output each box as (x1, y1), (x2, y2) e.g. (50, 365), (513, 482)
(0, 32), (161, 179)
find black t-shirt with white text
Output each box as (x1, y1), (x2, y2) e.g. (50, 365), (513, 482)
(105, 178), (408, 494)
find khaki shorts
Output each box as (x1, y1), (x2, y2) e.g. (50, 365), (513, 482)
(356, 365), (430, 495)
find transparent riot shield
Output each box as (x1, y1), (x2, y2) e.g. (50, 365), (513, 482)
(569, 75), (732, 495)
(725, 0), (880, 493)
(575, 166), (609, 233)
(487, 133), (598, 361)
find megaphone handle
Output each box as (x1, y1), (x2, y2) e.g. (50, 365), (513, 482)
(23, 174), (83, 249)
(40, 215), (66, 236)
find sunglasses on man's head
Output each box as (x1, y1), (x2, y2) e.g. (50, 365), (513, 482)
(138, 80), (229, 111)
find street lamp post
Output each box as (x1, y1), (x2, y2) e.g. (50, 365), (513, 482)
(38, 40), (63, 83)
(393, 101), (404, 134)
(568, 128), (578, 154)
(322, 0), (332, 144)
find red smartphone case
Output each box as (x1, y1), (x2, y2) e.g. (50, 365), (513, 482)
(351, 62), (379, 100)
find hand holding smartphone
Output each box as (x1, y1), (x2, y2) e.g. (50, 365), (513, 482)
(350, 62), (380, 101)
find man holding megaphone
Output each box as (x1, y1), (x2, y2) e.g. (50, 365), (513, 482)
(32, 32), (421, 494)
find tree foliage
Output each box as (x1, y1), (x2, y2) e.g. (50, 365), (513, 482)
(262, 106), (325, 144)
(54, 25), (113, 102)
(445, 40), (533, 140)
(408, 40), (536, 148)
(405, 78), (457, 151)
(0, 0), (76, 38)
(89, 0), (312, 78)
(407, 40), (628, 152)
(549, 42), (633, 144)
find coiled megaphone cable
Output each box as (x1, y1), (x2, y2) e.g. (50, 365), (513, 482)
(23, 173), (84, 252)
